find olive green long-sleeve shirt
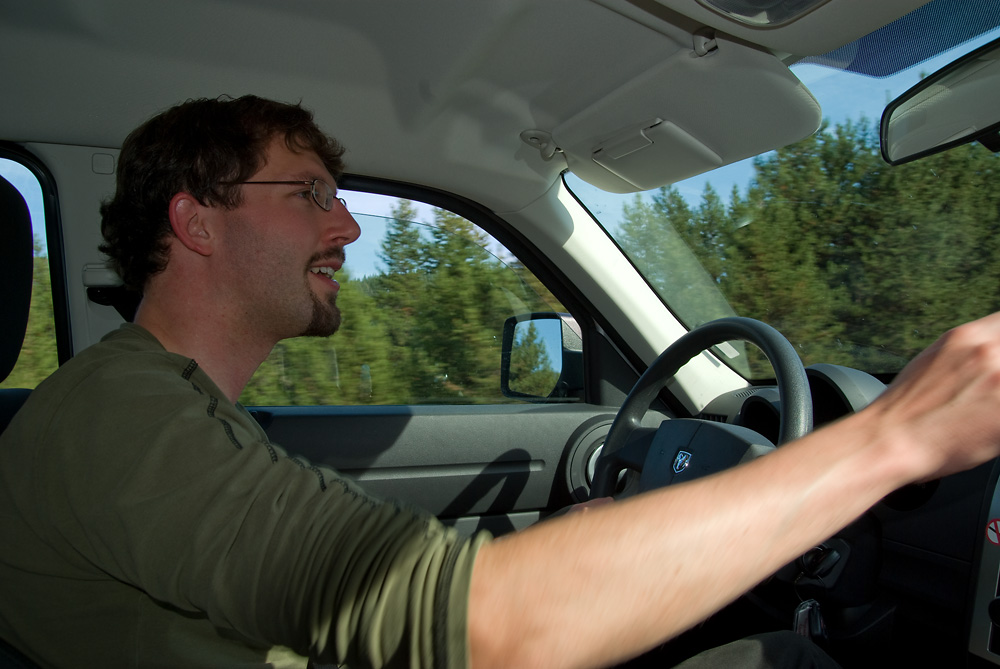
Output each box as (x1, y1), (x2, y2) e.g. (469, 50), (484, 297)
(0, 324), (488, 668)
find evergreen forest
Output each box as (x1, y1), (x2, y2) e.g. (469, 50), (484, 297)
(614, 119), (1000, 378)
(5, 117), (1000, 399)
(239, 201), (564, 405)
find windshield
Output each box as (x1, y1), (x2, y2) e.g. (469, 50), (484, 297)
(567, 0), (1000, 381)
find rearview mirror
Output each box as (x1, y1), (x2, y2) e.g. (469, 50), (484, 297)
(881, 36), (1000, 165)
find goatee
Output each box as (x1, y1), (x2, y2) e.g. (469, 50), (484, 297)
(302, 292), (341, 337)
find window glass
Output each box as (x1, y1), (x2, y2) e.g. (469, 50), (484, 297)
(240, 193), (567, 406)
(0, 159), (57, 390)
(567, 20), (1000, 381)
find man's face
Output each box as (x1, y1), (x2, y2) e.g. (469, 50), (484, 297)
(217, 136), (361, 342)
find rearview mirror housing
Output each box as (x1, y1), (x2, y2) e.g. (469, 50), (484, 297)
(881, 36), (1000, 165)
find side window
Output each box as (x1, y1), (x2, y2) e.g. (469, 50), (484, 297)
(240, 193), (570, 406)
(0, 159), (57, 390)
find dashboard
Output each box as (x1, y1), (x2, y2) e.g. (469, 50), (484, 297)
(699, 363), (889, 442)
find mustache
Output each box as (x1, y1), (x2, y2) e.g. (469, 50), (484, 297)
(308, 247), (346, 267)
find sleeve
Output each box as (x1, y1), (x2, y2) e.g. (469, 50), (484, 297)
(34, 354), (491, 669)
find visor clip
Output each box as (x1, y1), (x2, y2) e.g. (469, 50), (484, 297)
(520, 130), (562, 161)
(693, 29), (718, 57)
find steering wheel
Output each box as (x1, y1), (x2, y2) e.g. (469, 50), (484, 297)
(589, 317), (812, 499)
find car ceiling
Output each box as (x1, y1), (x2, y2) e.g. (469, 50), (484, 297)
(0, 0), (931, 214)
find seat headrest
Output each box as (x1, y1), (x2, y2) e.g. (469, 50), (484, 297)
(0, 177), (33, 383)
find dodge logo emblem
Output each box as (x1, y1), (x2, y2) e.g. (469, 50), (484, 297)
(673, 450), (692, 475)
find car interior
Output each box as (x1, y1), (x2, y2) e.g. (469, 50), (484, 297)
(4, 0), (1000, 666)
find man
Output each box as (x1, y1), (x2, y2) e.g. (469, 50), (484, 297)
(2, 94), (1000, 668)
(1, 96), (486, 668)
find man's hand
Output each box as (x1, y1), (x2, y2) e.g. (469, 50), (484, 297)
(864, 311), (1000, 481)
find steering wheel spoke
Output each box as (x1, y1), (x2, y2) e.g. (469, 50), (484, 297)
(590, 317), (812, 499)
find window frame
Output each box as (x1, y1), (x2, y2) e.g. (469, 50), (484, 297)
(0, 142), (72, 367)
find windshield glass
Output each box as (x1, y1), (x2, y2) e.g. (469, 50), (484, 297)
(567, 0), (1000, 380)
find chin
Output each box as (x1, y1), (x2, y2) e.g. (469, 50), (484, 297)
(300, 298), (341, 338)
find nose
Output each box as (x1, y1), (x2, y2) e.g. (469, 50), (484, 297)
(324, 198), (361, 247)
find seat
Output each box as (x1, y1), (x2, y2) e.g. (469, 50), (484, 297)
(0, 176), (43, 668)
(0, 175), (33, 435)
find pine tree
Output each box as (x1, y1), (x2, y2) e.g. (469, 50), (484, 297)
(507, 321), (559, 397)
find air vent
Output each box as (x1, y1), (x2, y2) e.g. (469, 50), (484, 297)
(733, 388), (760, 399)
(701, 413), (728, 423)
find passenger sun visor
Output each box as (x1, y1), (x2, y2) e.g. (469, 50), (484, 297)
(545, 34), (821, 194)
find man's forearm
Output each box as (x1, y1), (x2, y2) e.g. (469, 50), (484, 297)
(467, 408), (921, 668)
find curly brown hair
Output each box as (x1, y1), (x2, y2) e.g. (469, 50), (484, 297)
(99, 95), (345, 291)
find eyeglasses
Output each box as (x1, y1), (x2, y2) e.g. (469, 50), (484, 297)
(229, 178), (346, 212)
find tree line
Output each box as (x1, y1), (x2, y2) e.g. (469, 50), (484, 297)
(5, 115), (998, 398)
(617, 118), (1000, 377)
(240, 201), (563, 405)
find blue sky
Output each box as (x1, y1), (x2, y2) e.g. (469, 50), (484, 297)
(0, 160), (44, 251)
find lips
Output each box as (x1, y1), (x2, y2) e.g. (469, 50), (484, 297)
(309, 265), (339, 290)
(308, 248), (344, 288)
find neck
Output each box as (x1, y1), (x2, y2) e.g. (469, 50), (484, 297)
(134, 292), (275, 404)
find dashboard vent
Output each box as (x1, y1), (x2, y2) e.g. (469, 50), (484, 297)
(734, 389), (760, 399)
(701, 413), (728, 423)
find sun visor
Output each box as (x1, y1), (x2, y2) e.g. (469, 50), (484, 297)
(546, 34), (821, 194)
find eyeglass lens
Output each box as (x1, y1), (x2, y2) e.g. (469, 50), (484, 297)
(312, 179), (334, 211)
(311, 180), (347, 211)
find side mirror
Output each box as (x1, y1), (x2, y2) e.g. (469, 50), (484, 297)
(881, 35), (1000, 165)
(500, 313), (584, 401)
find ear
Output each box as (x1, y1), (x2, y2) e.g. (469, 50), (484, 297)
(168, 192), (215, 257)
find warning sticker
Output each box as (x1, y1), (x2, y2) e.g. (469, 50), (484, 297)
(987, 519), (1000, 546)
